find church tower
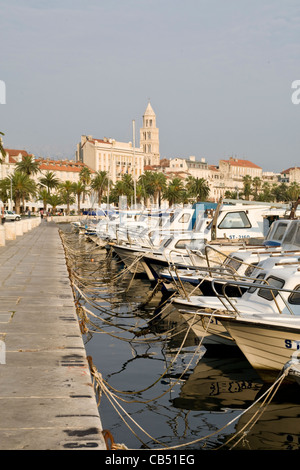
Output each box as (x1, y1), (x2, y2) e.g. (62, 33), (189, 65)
(140, 102), (160, 166)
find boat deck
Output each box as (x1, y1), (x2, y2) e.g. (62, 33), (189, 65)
(0, 220), (106, 450)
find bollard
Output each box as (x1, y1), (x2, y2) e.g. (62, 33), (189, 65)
(22, 219), (29, 233)
(15, 220), (23, 236)
(5, 222), (16, 240)
(0, 226), (5, 246)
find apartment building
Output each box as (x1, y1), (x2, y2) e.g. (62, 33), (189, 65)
(76, 136), (144, 184)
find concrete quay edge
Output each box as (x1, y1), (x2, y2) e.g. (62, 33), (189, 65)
(0, 221), (107, 450)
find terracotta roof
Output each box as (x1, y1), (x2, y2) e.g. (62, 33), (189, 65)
(220, 158), (262, 169)
(3, 148), (32, 164)
(4, 148), (29, 156)
(36, 158), (95, 173)
(281, 167), (300, 174)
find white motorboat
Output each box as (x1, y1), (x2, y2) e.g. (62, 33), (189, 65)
(170, 248), (300, 349)
(159, 218), (300, 297)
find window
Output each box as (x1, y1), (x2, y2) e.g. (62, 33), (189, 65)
(258, 276), (285, 301)
(288, 285), (300, 305)
(178, 213), (191, 224)
(271, 222), (288, 241)
(175, 239), (191, 248)
(248, 273), (265, 293)
(283, 223), (297, 244)
(218, 211), (251, 229)
(245, 262), (258, 277)
(225, 256), (243, 272)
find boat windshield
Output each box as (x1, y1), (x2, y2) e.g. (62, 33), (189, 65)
(257, 276), (285, 301)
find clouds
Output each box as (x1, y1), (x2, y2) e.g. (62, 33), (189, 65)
(1, 0), (300, 170)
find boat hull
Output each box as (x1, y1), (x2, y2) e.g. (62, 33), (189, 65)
(172, 300), (235, 347)
(221, 317), (300, 380)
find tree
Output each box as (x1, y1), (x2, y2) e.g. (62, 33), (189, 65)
(59, 180), (75, 215)
(149, 172), (167, 206)
(6, 171), (36, 214)
(91, 170), (109, 205)
(72, 181), (86, 214)
(252, 176), (262, 200)
(138, 171), (155, 206)
(272, 183), (289, 202)
(163, 177), (185, 207)
(79, 166), (92, 203)
(47, 193), (63, 214)
(186, 176), (210, 202)
(256, 182), (273, 202)
(39, 171), (60, 194)
(242, 175), (252, 200)
(15, 155), (40, 176)
(38, 188), (49, 211)
(287, 182), (300, 202)
(0, 132), (6, 161)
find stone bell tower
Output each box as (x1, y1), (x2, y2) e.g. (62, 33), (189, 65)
(140, 101), (160, 166)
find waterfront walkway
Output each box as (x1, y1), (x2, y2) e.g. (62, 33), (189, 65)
(0, 221), (106, 450)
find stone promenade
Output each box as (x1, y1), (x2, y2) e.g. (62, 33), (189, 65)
(0, 220), (106, 450)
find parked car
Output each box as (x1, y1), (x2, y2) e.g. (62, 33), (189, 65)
(4, 210), (21, 221)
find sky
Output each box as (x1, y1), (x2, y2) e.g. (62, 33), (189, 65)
(1, 0), (300, 172)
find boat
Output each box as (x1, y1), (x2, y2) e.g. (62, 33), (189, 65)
(158, 218), (299, 297)
(140, 203), (293, 282)
(170, 239), (300, 349)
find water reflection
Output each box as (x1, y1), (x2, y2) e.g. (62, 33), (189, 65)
(61, 227), (300, 450)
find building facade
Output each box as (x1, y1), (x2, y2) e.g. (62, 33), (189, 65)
(76, 136), (144, 184)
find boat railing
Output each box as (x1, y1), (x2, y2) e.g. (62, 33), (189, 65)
(211, 277), (300, 316)
(202, 244), (266, 278)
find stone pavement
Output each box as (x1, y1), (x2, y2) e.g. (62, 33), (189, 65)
(0, 221), (106, 450)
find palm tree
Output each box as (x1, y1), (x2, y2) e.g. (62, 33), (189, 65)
(91, 170), (109, 205)
(59, 180), (75, 215)
(38, 188), (49, 211)
(135, 183), (146, 204)
(272, 183), (289, 202)
(287, 182), (300, 202)
(252, 176), (262, 200)
(72, 181), (86, 214)
(39, 171), (60, 194)
(47, 193), (63, 214)
(6, 170), (36, 214)
(0, 132), (6, 161)
(0, 178), (10, 204)
(150, 172), (167, 206)
(163, 177), (185, 207)
(109, 175), (134, 206)
(79, 166), (92, 203)
(138, 171), (155, 206)
(242, 175), (252, 200)
(186, 176), (210, 202)
(15, 155), (40, 176)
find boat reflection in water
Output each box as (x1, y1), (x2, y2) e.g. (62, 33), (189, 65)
(171, 350), (300, 450)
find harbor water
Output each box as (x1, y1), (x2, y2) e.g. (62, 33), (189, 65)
(60, 225), (300, 451)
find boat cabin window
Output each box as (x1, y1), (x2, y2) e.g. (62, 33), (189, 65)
(283, 223), (297, 244)
(271, 222), (288, 241)
(257, 276), (285, 301)
(178, 213), (191, 224)
(175, 239), (194, 249)
(288, 285), (300, 305)
(163, 238), (172, 248)
(218, 211), (251, 229)
(245, 262), (258, 277)
(224, 256), (243, 272)
(248, 273), (265, 293)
